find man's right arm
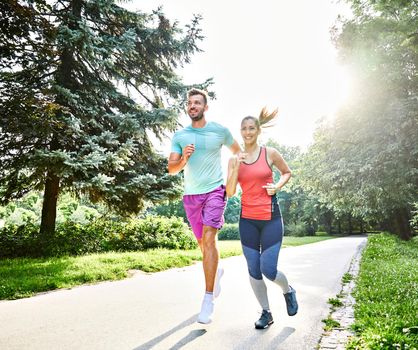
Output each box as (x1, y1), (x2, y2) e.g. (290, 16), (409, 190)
(168, 152), (187, 175)
(168, 144), (195, 175)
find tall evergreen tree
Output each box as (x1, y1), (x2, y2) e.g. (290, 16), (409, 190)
(0, 0), (210, 235)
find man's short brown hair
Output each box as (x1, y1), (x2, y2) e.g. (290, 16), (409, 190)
(187, 88), (208, 105)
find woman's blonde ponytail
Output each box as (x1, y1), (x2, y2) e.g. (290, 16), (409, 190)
(258, 106), (278, 129)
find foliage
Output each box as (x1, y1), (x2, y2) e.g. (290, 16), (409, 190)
(224, 196), (241, 224)
(147, 198), (187, 222)
(299, 0), (418, 239)
(328, 297), (343, 308)
(266, 139), (340, 234)
(113, 215), (197, 251)
(0, 191), (112, 226)
(410, 202), (418, 234)
(322, 317), (341, 331)
(0, 215), (197, 258)
(218, 223), (239, 240)
(0, 0), (211, 234)
(347, 233), (418, 349)
(285, 221), (309, 237)
(342, 272), (353, 284)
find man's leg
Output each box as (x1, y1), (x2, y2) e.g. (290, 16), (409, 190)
(197, 225), (219, 324)
(197, 185), (226, 323)
(197, 238), (204, 253)
(202, 225), (219, 292)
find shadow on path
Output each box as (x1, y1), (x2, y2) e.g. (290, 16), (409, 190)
(133, 314), (203, 350)
(168, 329), (207, 350)
(233, 326), (295, 350)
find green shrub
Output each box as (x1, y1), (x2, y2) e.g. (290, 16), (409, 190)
(0, 223), (41, 257)
(218, 223), (240, 240)
(5, 208), (38, 226)
(285, 221), (308, 236)
(114, 216), (196, 251)
(45, 221), (116, 256)
(0, 215), (197, 258)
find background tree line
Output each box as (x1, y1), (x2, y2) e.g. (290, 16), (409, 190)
(1, 0), (416, 259)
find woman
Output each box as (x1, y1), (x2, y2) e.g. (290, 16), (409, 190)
(226, 107), (298, 329)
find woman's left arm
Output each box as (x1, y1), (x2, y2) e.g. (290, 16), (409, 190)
(267, 147), (292, 194)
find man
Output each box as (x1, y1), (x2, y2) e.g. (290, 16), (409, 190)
(168, 88), (241, 324)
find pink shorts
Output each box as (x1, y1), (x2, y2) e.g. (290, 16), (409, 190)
(183, 185), (227, 239)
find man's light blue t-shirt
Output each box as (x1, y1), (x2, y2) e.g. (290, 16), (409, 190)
(171, 121), (234, 195)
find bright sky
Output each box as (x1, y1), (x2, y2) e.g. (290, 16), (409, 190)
(125, 0), (352, 152)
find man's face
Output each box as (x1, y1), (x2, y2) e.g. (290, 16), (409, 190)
(187, 94), (207, 121)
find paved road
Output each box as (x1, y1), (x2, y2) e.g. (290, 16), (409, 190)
(0, 235), (366, 350)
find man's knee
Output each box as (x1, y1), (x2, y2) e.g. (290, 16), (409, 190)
(202, 226), (217, 248)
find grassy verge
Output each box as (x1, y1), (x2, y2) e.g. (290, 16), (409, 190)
(0, 235), (333, 300)
(347, 233), (418, 349)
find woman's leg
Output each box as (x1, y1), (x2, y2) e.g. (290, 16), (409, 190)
(259, 216), (290, 293)
(259, 216), (298, 316)
(239, 217), (270, 311)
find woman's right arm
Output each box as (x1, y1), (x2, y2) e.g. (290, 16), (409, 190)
(226, 156), (240, 198)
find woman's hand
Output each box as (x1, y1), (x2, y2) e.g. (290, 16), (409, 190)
(231, 152), (247, 169)
(262, 182), (280, 196)
(226, 153), (247, 198)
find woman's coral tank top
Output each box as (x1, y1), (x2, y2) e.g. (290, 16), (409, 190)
(238, 147), (280, 220)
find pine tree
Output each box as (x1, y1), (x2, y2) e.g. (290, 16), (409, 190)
(0, 0), (210, 235)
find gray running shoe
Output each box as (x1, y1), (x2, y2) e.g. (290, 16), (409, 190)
(255, 310), (274, 329)
(284, 286), (298, 316)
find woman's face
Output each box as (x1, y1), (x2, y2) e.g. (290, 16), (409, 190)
(240, 118), (260, 145)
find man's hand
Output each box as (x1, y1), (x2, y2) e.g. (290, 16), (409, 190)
(183, 144), (195, 161)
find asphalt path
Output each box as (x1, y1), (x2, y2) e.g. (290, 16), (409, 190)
(0, 235), (367, 350)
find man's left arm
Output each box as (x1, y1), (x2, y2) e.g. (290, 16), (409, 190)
(222, 124), (241, 154)
(228, 140), (241, 154)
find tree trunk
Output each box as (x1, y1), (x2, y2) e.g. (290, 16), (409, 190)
(324, 212), (333, 235)
(40, 172), (60, 235)
(39, 0), (80, 236)
(393, 208), (413, 240)
(348, 214), (353, 235)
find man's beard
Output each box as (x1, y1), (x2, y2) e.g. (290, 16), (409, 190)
(189, 110), (204, 121)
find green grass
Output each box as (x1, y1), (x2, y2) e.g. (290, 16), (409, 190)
(342, 272), (353, 284)
(282, 235), (335, 247)
(322, 317), (341, 331)
(328, 297), (344, 308)
(0, 236), (334, 300)
(346, 233), (418, 350)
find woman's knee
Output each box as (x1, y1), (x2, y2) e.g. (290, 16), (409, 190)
(260, 244), (280, 281)
(248, 264), (262, 279)
(260, 258), (277, 281)
(242, 245), (262, 279)
(261, 266), (277, 281)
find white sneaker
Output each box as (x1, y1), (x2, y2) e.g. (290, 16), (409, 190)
(197, 298), (214, 324)
(214, 267), (224, 298)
